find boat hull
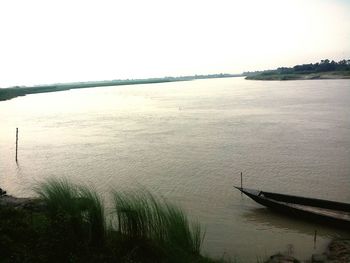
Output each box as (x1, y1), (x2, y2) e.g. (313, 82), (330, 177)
(236, 187), (350, 230)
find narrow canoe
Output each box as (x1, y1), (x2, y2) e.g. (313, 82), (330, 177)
(235, 187), (350, 229)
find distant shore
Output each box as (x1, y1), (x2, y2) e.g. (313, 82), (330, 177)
(245, 70), (350, 80)
(0, 74), (241, 102)
(244, 59), (350, 81)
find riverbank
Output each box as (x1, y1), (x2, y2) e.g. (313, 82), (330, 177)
(244, 59), (350, 81)
(0, 180), (222, 263)
(0, 74), (241, 102)
(1, 187), (349, 263)
(245, 70), (350, 80)
(264, 239), (350, 262)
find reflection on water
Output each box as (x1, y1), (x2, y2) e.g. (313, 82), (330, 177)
(0, 77), (350, 262)
(15, 162), (23, 176)
(243, 207), (346, 237)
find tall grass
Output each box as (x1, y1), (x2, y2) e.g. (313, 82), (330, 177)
(34, 178), (209, 262)
(113, 190), (204, 256)
(78, 185), (106, 245)
(35, 178), (81, 216)
(35, 178), (106, 247)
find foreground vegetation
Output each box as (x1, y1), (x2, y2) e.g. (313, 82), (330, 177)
(0, 179), (224, 263)
(245, 59), (350, 80)
(0, 74), (240, 102)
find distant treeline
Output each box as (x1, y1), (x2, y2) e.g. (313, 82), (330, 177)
(244, 59), (350, 78)
(0, 73), (241, 101)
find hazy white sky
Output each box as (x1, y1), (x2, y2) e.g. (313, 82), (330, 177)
(0, 0), (349, 87)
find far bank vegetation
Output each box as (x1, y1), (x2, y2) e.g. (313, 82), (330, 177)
(245, 59), (350, 80)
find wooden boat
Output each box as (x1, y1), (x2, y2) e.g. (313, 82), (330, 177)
(235, 187), (350, 229)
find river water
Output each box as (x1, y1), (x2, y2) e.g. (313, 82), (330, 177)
(0, 77), (349, 261)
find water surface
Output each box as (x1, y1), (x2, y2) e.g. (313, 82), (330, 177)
(1, 77), (349, 261)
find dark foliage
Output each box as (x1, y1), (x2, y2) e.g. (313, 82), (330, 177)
(0, 179), (221, 263)
(244, 59), (350, 77)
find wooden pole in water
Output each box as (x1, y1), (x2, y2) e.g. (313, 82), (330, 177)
(15, 128), (18, 162)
